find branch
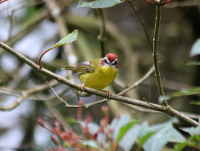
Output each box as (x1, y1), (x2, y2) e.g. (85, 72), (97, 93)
(127, 0), (153, 51)
(152, 4), (168, 105)
(125, 104), (200, 119)
(0, 41), (198, 126)
(0, 80), (60, 111)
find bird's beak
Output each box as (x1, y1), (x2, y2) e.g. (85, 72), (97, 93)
(109, 62), (112, 66)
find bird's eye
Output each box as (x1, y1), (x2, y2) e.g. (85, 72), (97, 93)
(104, 59), (108, 64)
(113, 60), (118, 65)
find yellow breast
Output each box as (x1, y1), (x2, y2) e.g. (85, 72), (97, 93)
(79, 65), (117, 90)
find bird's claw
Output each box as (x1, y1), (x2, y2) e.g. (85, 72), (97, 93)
(101, 90), (112, 98)
(81, 83), (85, 93)
(106, 91), (112, 99)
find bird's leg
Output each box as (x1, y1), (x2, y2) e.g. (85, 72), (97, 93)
(100, 90), (112, 98)
(81, 83), (85, 93)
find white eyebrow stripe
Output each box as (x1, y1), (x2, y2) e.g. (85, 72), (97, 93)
(104, 57), (110, 63)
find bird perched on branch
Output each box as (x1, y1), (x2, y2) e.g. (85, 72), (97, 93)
(61, 53), (118, 96)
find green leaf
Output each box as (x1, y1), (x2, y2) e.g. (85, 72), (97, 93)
(192, 135), (200, 142)
(159, 87), (200, 103)
(190, 101), (200, 106)
(111, 115), (130, 141)
(67, 118), (79, 124)
(53, 30), (78, 47)
(77, 0), (124, 9)
(187, 61), (200, 66)
(173, 135), (200, 151)
(172, 142), (187, 151)
(137, 131), (156, 150)
(190, 38), (200, 57)
(116, 120), (138, 143)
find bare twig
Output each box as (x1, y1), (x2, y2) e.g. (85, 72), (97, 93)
(0, 80), (60, 111)
(43, 77), (79, 108)
(152, 4), (168, 106)
(0, 41), (198, 126)
(161, 0), (173, 6)
(118, 66), (154, 96)
(127, 0), (153, 51)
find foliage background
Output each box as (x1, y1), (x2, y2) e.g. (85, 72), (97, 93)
(0, 0), (200, 150)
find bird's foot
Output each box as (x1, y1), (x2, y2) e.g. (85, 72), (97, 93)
(100, 90), (112, 99)
(81, 83), (85, 93)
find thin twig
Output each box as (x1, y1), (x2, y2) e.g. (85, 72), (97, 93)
(0, 86), (58, 101)
(0, 80), (60, 110)
(97, 8), (106, 58)
(0, 41), (198, 126)
(43, 77), (79, 108)
(161, 0), (173, 6)
(144, 0), (157, 5)
(152, 4), (168, 106)
(127, 0), (153, 51)
(8, 10), (14, 41)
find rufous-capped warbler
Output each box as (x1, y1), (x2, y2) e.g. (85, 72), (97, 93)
(61, 53), (118, 91)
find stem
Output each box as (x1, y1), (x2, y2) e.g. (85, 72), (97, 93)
(161, 0), (173, 6)
(144, 0), (156, 5)
(127, 0), (153, 51)
(97, 8), (106, 58)
(153, 5), (168, 106)
(39, 46), (57, 68)
(0, 0), (8, 4)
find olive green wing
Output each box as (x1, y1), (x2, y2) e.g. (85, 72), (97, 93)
(61, 58), (101, 74)
(72, 61), (95, 74)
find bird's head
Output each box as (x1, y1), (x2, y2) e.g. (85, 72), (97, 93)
(101, 53), (118, 69)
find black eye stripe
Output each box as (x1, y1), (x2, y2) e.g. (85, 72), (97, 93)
(113, 59), (118, 65)
(103, 58), (117, 65)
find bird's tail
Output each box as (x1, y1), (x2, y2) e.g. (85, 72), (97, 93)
(61, 66), (80, 74)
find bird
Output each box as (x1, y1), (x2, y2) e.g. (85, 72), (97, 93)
(61, 53), (118, 96)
